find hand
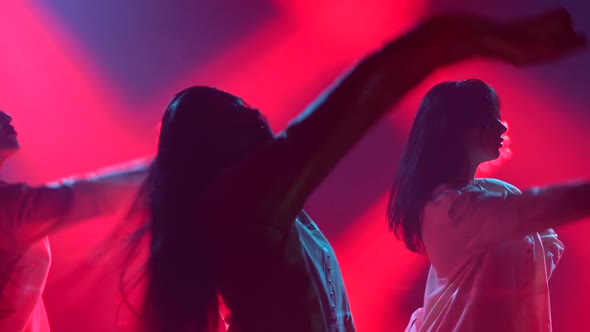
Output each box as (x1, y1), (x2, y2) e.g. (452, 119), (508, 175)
(414, 7), (587, 66)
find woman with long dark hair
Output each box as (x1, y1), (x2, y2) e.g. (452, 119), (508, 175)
(127, 9), (585, 332)
(389, 79), (590, 331)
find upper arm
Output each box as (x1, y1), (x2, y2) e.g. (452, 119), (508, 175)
(0, 183), (74, 242)
(209, 32), (444, 230)
(427, 183), (580, 254)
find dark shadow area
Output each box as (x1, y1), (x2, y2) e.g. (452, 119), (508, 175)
(39, 0), (279, 103)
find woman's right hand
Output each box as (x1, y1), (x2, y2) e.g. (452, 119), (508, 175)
(399, 7), (587, 69)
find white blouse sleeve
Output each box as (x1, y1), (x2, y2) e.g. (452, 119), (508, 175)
(423, 180), (579, 255)
(539, 228), (564, 279)
(0, 158), (148, 244)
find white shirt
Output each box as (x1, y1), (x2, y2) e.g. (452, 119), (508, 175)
(215, 209), (355, 332)
(290, 211), (355, 331)
(406, 178), (564, 332)
(0, 237), (51, 332)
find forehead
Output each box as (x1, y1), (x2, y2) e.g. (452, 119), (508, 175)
(488, 104), (501, 117)
(475, 93), (500, 117)
(491, 102), (501, 117)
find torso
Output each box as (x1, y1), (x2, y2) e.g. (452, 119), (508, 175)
(218, 211), (355, 332)
(0, 237), (51, 332)
(0, 181), (52, 332)
(407, 179), (560, 332)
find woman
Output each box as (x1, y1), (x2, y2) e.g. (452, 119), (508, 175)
(0, 111), (148, 332)
(126, 9), (585, 332)
(388, 79), (589, 331)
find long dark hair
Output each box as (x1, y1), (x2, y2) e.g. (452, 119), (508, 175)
(387, 79), (500, 254)
(123, 86), (274, 332)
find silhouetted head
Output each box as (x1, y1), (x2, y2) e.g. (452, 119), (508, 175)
(141, 86), (274, 332)
(157, 86), (273, 185)
(387, 79), (505, 253)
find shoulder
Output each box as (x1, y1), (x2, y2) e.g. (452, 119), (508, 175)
(475, 178), (522, 195)
(426, 179), (514, 217)
(429, 181), (482, 206)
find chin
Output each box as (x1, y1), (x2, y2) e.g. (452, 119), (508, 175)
(0, 140), (20, 152)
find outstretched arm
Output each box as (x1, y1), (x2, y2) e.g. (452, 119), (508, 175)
(215, 9), (586, 230)
(0, 157), (150, 244)
(426, 181), (590, 255)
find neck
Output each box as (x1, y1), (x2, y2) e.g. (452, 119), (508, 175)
(467, 163), (478, 181)
(454, 161), (478, 186)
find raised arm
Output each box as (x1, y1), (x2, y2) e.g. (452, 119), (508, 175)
(0, 157), (150, 244)
(220, 9), (585, 229)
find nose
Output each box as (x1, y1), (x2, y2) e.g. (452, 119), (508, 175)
(500, 123), (507, 134)
(496, 119), (507, 134)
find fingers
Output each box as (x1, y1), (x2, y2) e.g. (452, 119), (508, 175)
(378, 9), (586, 71)
(569, 33), (588, 50)
(480, 8), (587, 66)
(509, 7), (571, 33)
(511, 8), (575, 40)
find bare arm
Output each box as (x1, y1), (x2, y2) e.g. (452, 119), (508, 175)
(0, 157), (149, 244)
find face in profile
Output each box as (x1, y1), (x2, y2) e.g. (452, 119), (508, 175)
(466, 108), (507, 165)
(0, 111), (19, 153)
